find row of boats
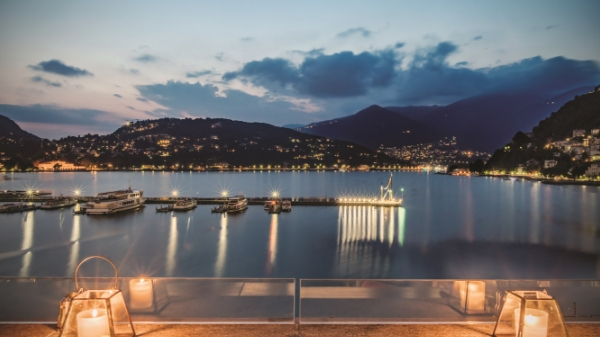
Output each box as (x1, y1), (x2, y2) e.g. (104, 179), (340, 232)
(1, 187), (294, 215)
(263, 199), (292, 214)
(0, 196), (78, 213)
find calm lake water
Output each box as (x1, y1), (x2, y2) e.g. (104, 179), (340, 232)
(1, 171), (599, 280)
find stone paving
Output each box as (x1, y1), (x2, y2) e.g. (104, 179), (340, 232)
(2, 324), (600, 337)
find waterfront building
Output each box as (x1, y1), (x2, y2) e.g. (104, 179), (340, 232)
(544, 160), (557, 169)
(585, 163), (600, 177)
(573, 129), (585, 138)
(36, 160), (86, 171)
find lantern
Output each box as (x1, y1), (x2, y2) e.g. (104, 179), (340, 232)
(58, 256), (136, 337)
(493, 290), (568, 337)
(450, 280), (488, 315)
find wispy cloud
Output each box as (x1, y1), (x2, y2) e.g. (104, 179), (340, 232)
(29, 60), (92, 77)
(186, 70), (213, 78)
(336, 27), (372, 38)
(472, 35), (483, 41)
(134, 54), (158, 63)
(545, 24), (560, 30)
(113, 94), (122, 98)
(30, 75), (62, 87)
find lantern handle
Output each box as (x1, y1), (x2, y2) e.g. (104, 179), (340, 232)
(74, 256), (119, 291)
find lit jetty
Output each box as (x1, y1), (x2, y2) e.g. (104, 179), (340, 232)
(336, 174), (403, 207)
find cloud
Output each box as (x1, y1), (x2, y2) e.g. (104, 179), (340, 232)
(472, 35), (483, 41)
(129, 68), (140, 75)
(394, 42), (405, 49)
(545, 24), (560, 30)
(224, 49), (398, 98)
(134, 54), (158, 63)
(394, 42), (600, 104)
(224, 41), (600, 106)
(113, 94), (122, 98)
(29, 59), (92, 77)
(30, 75), (61, 87)
(240, 37), (254, 42)
(136, 97), (148, 102)
(0, 104), (124, 136)
(336, 27), (372, 38)
(186, 70), (213, 78)
(136, 81), (311, 125)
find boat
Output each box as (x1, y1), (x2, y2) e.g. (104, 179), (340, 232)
(40, 196), (77, 210)
(264, 200), (276, 210)
(211, 204), (228, 213)
(281, 200), (291, 212)
(172, 198), (197, 211)
(226, 195), (248, 213)
(0, 203), (38, 213)
(84, 187), (145, 215)
(156, 205), (173, 213)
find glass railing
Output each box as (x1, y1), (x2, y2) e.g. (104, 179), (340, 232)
(299, 279), (600, 324)
(0, 277), (295, 324)
(2, 277), (600, 324)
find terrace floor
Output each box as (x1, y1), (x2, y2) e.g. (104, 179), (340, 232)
(2, 323), (600, 337)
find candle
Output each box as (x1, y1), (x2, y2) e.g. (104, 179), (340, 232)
(514, 308), (548, 337)
(129, 278), (154, 309)
(460, 281), (485, 312)
(76, 308), (110, 337)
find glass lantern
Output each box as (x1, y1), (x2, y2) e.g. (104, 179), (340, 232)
(59, 256), (136, 337)
(493, 290), (569, 337)
(449, 280), (489, 315)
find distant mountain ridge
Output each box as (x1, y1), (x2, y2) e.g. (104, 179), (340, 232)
(298, 87), (595, 152)
(383, 106), (441, 122)
(298, 105), (445, 150)
(0, 114), (39, 140)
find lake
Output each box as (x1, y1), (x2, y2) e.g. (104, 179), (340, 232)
(1, 171), (599, 280)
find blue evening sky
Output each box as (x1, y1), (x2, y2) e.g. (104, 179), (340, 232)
(0, 0), (599, 138)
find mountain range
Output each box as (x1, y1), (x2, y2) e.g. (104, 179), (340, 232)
(0, 114), (39, 140)
(298, 86), (594, 152)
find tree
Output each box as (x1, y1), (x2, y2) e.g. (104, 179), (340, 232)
(53, 163), (62, 171)
(469, 159), (485, 173)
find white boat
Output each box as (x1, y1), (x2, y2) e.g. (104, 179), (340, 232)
(281, 200), (291, 212)
(264, 200), (276, 210)
(227, 195), (248, 213)
(85, 188), (145, 215)
(40, 197), (77, 210)
(172, 198), (197, 211)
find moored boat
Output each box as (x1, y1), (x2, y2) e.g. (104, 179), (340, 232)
(156, 205), (173, 213)
(40, 197), (77, 210)
(211, 204), (228, 213)
(84, 187), (145, 215)
(281, 200), (291, 212)
(227, 195), (248, 213)
(172, 198), (197, 211)
(0, 203), (38, 213)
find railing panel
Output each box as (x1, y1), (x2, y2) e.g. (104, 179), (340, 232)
(299, 279), (600, 324)
(0, 277), (295, 324)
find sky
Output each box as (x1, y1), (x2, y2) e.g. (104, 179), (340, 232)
(0, 0), (599, 139)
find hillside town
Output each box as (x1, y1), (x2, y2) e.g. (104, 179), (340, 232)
(380, 137), (491, 166)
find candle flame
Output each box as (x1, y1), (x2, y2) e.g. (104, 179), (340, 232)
(140, 278), (145, 283)
(524, 314), (537, 325)
(92, 309), (98, 317)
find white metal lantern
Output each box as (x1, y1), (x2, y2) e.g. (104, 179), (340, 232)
(58, 256), (136, 337)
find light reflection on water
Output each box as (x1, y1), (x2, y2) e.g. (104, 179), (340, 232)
(0, 172), (599, 279)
